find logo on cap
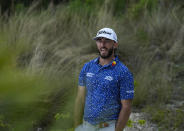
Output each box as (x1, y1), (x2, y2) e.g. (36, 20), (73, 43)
(93, 27), (118, 43)
(98, 30), (112, 35)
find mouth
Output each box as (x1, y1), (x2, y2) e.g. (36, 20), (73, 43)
(100, 48), (108, 52)
(99, 47), (113, 59)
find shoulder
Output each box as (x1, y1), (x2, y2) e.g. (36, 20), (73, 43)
(80, 58), (97, 71)
(116, 61), (133, 77)
(116, 61), (129, 72)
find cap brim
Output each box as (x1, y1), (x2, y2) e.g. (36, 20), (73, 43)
(93, 35), (117, 43)
(93, 34), (112, 41)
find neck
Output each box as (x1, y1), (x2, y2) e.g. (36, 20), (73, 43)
(99, 54), (115, 66)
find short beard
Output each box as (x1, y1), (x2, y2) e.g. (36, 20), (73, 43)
(99, 47), (114, 59)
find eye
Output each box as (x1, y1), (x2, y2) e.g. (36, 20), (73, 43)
(104, 39), (112, 43)
(105, 39), (111, 42)
(104, 38), (111, 41)
(96, 38), (113, 43)
(97, 38), (102, 41)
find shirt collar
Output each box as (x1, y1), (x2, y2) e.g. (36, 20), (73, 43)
(94, 55), (119, 68)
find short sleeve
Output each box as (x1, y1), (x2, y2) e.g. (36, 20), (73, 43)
(78, 64), (87, 87)
(119, 70), (134, 100)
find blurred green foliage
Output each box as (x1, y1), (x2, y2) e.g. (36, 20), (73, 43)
(0, 33), (75, 130)
(0, 45), (44, 130)
(144, 105), (184, 130)
(15, 3), (26, 13)
(128, 0), (158, 18)
(138, 119), (146, 126)
(127, 119), (146, 128)
(0, 0), (183, 130)
(127, 119), (134, 128)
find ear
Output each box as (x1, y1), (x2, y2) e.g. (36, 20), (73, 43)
(113, 42), (118, 49)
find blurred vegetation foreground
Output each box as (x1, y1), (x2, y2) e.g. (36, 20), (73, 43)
(0, 0), (184, 131)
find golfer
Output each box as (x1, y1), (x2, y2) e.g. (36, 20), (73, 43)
(74, 27), (134, 131)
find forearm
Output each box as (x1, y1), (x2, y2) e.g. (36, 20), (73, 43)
(74, 97), (85, 127)
(115, 106), (131, 131)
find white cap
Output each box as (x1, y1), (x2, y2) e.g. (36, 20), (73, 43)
(93, 27), (118, 43)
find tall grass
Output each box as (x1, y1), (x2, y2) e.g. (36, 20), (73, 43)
(0, 0), (183, 130)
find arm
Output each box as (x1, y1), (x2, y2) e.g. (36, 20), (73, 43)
(115, 99), (132, 131)
(74, 86), (86, 128)
(116, 69), (134, 131)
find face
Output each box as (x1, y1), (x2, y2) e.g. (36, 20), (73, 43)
(96, 37), (117, 59)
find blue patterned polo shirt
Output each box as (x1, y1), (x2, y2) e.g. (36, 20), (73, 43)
(78, 56), (134, 125)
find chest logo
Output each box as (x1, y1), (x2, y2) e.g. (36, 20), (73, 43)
(104, 76), (113, 81)
(86, 72), (94, 77)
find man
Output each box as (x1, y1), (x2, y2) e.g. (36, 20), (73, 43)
(74, 28), (134, 131)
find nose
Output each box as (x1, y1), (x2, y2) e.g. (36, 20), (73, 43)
(99, 41), (106, 47)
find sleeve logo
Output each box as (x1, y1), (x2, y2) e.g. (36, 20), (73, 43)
(126, 90), (134, 93)
(86, 72), (94, 77)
